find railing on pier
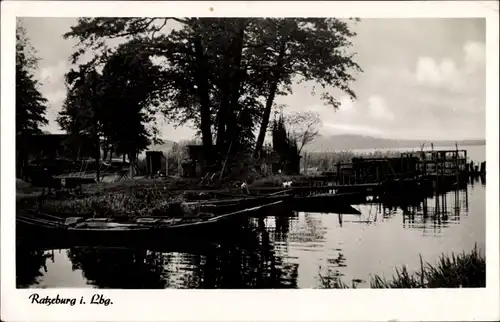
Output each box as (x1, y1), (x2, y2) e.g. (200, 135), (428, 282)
(402, 149), (468, 177)
(318, 148), (482, 187)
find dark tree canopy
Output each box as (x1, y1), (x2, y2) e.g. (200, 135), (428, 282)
(63, 17), (362, 168)
(99, 40), (165, 158)
(57, 40), (166, 176)
(57, 64), (103, 138)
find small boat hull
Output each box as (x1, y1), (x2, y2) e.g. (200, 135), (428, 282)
(16, 216), (241, 250)
(290, 192), (364, 214)
(16, 201), (284, 248)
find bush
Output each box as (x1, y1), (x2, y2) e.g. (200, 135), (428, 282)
(40, 185), (186, 218)
(319, 245), (485, 289)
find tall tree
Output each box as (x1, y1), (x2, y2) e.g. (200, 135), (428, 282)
(99, 40), (165, 176)
(63, 18), (217, 149)
(58, 40), (165, 178)
(63, 18), (362, 164)
(63, 18), (262, 154)
(251, 18), (362, 157)
(57, 63), (104, 180)
(271, 113), (299, 174)
(16, 23), (48, 135)
(16, 23), (48, 179)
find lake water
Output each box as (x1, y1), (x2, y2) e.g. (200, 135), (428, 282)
(17, 176), (486, 289)
(16, 145), (486, 289)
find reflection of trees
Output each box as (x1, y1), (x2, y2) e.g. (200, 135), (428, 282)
(58, 216), (300, 289)
(285, 212), (327, 243)
(67, 247), (170, 288)
(16, 246), (53, 288)
(187, 217), (299, 289)
(170, 210), (299, 288)
(274, 213), (292, 242)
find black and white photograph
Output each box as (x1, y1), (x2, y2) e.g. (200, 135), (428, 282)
(2, 1), (499, 321)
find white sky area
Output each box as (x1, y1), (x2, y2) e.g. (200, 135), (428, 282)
(21, 18), (486, 141)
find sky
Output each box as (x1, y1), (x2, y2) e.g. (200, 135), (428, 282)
(20, 18), (486, 141)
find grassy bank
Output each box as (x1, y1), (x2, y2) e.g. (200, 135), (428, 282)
(16, 177), (198, 218)
(16, 169), (322, 217)
(319, 245), (485, 288)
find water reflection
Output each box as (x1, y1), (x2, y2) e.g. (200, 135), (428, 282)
(400, 188), (469, 236)
(67, 247), (171, 288)
(17, 183), (484, 289)
(16, 247), (54, 288)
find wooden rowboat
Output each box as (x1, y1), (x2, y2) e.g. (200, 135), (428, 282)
(183, 194), (291, 215)
(16, 201), (284, 246)
(183, 192), (363, 215)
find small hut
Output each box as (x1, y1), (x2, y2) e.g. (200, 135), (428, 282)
(145, 151), (164, 177)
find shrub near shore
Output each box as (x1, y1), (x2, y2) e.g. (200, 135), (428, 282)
(17, 179), (190, 218)
(16, 171), (316, 218)
(319, 245), (486, 288)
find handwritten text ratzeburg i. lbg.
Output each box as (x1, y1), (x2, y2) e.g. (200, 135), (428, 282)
(29, 293), (113, 306)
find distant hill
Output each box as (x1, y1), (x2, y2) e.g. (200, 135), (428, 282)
(304, 134), (486, 152)
(139, 135), (486, 154)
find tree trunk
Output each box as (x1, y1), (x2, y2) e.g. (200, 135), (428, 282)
(227, 20), (245, 149)
(254, 39), (287, 157)
(17, 135), (27, 180)
(96, 136), (100, 182)
(128, 151), (136, 178)
(216, 19), (246, 150)
(254, 79), (279, 157)
(103, 141), (108, 162)
(193, 35), (213, 148)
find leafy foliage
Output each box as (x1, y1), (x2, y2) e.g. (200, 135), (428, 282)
(99, 40), (165, 158)
(251, 18), (363, 156)
(63, 18), (362, 163)
(58, 41), (166, 175)
(284, 111), (322, 153)
(272, 113), (300, 173)
(16, 23), (48, 135)
(57, 63), (103, 138)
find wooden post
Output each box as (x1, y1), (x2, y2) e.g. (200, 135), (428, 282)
(96, 135), (100, 182)
(165, 152), (169, 176)
(219, 141), (232, 182)
(149, 153), (153, 178)
(336, 162), (341, 185)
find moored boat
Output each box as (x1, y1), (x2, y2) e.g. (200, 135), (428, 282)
(290, 192), (364, 214)
(16, 200), (284, 246)
(183, 194), (291, 215)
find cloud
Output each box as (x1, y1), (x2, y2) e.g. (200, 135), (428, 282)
(44, 89), (66, 104)
(415, 57), (463, 90)
(23, 18), (485, 140)
(414, 41), (485, 91)
(323, 122), (384, 136)
(37, 60), (71, 87)
(367, 96), (394, 121)
(35, 60), (72, 132)
(338, 96), (355, 114)
(463, 41), (486, 72)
